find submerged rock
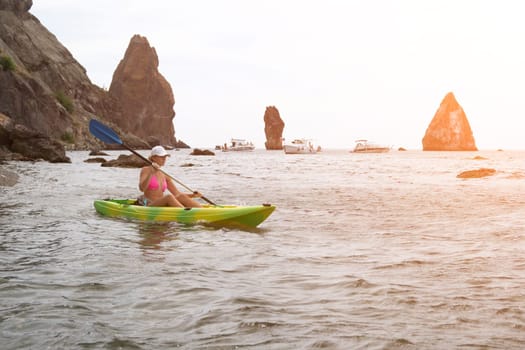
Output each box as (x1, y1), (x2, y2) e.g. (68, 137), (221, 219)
(457, 168), (496, 178)
(89, 150), (109, 156)
(0, 167), (18, 186)
(84, 157), (107, 163)
(422, 92), (477, 151)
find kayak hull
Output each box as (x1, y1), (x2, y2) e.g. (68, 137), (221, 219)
(94, 199), (275, 228)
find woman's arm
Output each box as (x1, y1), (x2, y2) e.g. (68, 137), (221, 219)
(139, 166), (156, 191)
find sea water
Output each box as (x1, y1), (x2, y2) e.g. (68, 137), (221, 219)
(1, 149), (525, 349)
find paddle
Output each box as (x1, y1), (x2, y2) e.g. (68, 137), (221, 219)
(88, 119), (216, 205)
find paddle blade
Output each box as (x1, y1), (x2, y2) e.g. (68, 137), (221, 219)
(89, 119), (123, 145)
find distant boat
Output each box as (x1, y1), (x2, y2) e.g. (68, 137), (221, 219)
(283, 139), (318, 154)
(222, 138), (255, 152)
(351, 139), (391, 153)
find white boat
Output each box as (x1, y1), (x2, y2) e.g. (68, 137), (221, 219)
(222, 138), (255, 152)
(351, 139), (390, 153)
(283, 139), (318, 154)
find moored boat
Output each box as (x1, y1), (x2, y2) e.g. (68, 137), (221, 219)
(222, 139), (255, 152)
(351, 139), (391, 153)
(283, 139), (319, 154)
(94, 199), (275, 228)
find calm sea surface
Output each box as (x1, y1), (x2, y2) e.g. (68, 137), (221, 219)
(1, 149), (525, 349)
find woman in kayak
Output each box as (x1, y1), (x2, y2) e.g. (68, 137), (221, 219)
(138, 146), (202, 207)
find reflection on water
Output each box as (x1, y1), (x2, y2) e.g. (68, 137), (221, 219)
(137, 222), (179, 250)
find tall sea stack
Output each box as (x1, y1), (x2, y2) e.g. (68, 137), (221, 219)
(422, 92), (477, 151)
(109, 35), (176, 146)
(263, 106), (285, 150)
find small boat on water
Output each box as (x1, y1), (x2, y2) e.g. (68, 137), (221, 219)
(222, 138), (255, 152)
(351, 139), (391, 153)
(94, 199), (275, 228)
(283, 139), (319, 154)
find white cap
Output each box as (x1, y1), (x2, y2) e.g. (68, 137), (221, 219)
(150, 145), (170, 157)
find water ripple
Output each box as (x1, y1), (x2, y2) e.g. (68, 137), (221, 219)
(1, 150), (525, 348)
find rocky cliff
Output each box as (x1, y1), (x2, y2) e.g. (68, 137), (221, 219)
(109, 35), (176, 146)
(263, 106), (285, 150)
(0, 0), (182, 162)
(0, 0), (106, 158)
(422, 92), (477, 151)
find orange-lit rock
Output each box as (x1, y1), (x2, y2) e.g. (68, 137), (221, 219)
(109, 35), (176, 146)
(422, 92), (477, 151)
(264, 106), (285, 150)
(457, 168), (496, 178)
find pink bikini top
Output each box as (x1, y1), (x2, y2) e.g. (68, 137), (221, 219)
(147, 175), (167, 192)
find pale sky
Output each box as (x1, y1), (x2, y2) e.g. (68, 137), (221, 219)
(31, 1), (525, 150)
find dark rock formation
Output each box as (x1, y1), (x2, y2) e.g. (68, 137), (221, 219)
(263, 106), (284, 150)
(0, 0), (120, 154)
(0, 2), (187, 162)
(457, 168), (496, 178)
(84, 157), (107, 163)
(10, 123), (71, 162)
(89, 150), (109, 156)
(109, 35), (176, 146)
(174, 139), (190, 149)
(190, 148), (215, 156)
(101, 154), (146, 168)
(422, 92), (477, 151)
(0, 113), (70, 162)
(0, 0), (32, 13)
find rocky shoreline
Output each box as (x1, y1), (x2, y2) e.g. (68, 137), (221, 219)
(0, 0), (188, 163)
(0, 113), (71, 162)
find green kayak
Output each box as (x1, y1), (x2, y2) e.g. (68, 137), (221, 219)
(94, 199), (275, 228)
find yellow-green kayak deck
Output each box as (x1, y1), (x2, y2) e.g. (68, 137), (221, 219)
(94, 199), (275, 228)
